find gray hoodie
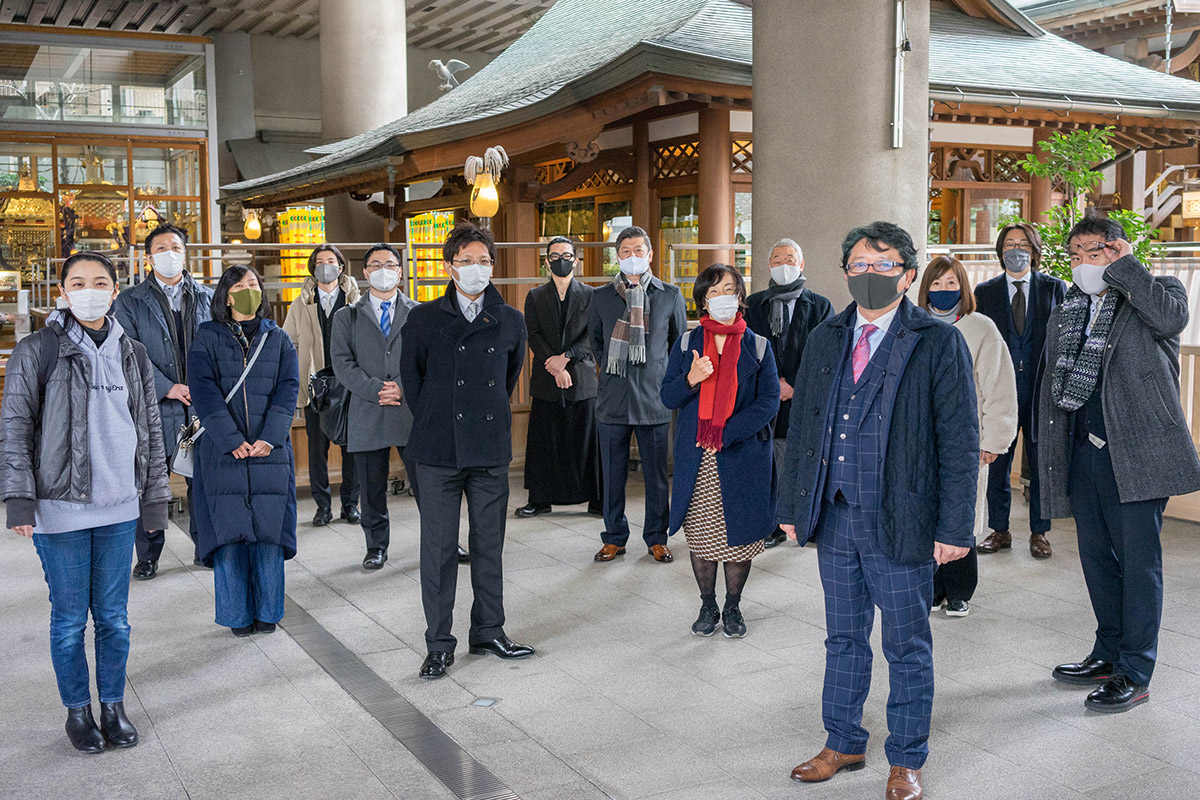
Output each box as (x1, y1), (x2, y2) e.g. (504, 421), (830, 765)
(34, 313), (140, 534)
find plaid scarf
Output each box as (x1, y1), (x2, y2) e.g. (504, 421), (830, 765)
(766, 276), (806, 336)
(1051, 286), (1119, 412)
(606, 271), (651, 376)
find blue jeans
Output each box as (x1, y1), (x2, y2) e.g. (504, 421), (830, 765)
(213, 542), (285, 629)
(33, 520), (137, 708)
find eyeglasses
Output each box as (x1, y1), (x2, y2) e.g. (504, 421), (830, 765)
(547, 254), (577, 264)
(452, 258), (494, 267)
(366, 261), (400, 269)
(1002, 242), (1032, 252)
(846, 260), (904, 275)
(1068, 242), (1112, 261)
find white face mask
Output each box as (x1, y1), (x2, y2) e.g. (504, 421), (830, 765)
(706, 295), (740, 322)
(770, 263), (802, 285)
(67, 288), (113, 322)
(151, 250), (185, 279)
(618, 255), (650, 276)
(1072, 262), (1110, 296)
(453, 263), (493, 296)
(367, 267), (400, 292)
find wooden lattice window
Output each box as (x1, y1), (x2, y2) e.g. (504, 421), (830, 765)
(653, 141), (700, 179)
(991, 150), (1026, 183)
(731, 139), (752, 174)
(580, 168), (632, 190)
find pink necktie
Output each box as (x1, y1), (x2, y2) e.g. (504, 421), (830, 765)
(852, 324), (878, 383)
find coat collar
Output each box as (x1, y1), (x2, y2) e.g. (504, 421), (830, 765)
(299, 273), (358, 304)
(436, 281), (507, 317)
(827, 297), (934, 333)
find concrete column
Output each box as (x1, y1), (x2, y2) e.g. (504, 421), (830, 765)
(212, 32), (255, 195)
(319, 0), (407, 245)
(752, 0), (929, 306)
(1030, 127), (1054, 222)
(698, 107), (733, 266)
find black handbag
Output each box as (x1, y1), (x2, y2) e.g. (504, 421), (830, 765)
(308, 366), (349, 447)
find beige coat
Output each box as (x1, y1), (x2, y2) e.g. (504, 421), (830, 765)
(952, 311), (1019, 539)
(282, 273), (362, 409)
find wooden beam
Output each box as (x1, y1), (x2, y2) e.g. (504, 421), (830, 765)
(535, 149), (636, 202)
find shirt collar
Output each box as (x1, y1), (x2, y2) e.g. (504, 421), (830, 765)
(456, 289), (480, 318)
(369, 290), (397, 312)
(155, 275), (181, 295)
(854, 304), (899, 337)
(318, 286), (338, 303)
(1006, 271), (1030, 288)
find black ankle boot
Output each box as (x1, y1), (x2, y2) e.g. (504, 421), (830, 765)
(99, 701), (139, 748)
(65, 705), (106, 754)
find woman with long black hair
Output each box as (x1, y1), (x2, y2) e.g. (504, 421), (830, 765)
(188, 265), (299, 636)
(1, 251), (170, 752)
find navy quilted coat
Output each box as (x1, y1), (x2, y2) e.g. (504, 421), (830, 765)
(187, 320), (299, 565)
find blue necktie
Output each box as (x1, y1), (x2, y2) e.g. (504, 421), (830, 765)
(380, 301), (391, 337)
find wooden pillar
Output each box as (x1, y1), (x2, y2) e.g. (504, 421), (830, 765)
(632, 120), (651, 228)
(1031, 126), (1054, 223)
(502, 164), (539, 312)
(698, 106), (733, 266)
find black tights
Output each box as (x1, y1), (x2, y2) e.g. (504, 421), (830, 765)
(690, 551), (752, 609)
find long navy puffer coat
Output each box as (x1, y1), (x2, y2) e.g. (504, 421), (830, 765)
(188, 319), (299, 565)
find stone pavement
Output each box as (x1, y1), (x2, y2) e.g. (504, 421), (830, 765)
(3, 474), (1200, 800)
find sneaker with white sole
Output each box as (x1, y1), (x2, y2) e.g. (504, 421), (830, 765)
(945, 599), (969, 617)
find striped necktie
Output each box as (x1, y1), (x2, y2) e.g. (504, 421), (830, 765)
(380, 300), (391, 337)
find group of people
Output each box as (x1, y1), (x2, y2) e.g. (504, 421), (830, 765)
(2, 215), (1196, 800)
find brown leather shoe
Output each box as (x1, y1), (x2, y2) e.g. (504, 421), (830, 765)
(1030, 533), (1052, 559)
(648, 544), (673, 563)
(594, 544), (626, 562)
(886, 766), (922, 800)
(977, 529), (1011, 554)
(790, 747), (866, 782)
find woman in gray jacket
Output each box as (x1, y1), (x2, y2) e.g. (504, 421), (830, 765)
(0, 251), (171, 754)
(918, 255), (1018, 617)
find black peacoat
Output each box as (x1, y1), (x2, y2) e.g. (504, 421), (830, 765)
(524, 278), (597, 402)
(744, 285), (835, 439)
(974, 269), (1066, 388)
(399, 283), (527, 469)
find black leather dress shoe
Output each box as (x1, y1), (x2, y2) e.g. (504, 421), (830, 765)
(232, 624), (255, 637)
(65, 706), (106, 754)
(1085, 675), (1149, 713)
(341, 505), (361, 524)
(457, 545), (471, 564)
(363, 548), (387, 570)
(763, 528), (788, 549)
(132, 560), (157, 581)
(1052, 657), (1114, 685)
(516, 503), (551, 518)
(469, 635), (536, 659)
(99, 701), (138, 748)
(419, 651), (454, 679)
(312, 506), (333, 526)
(254, 621), (276, 634)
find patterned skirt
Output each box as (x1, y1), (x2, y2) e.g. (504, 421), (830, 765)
(683, 451), (765, 563)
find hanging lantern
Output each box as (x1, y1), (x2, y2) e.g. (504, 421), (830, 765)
(469, 172), (499, 218)
(243, 211), (262, 240)
(464, 146), (508, 223)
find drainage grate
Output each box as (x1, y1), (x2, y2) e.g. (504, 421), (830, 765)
(279, 597), (521, 800)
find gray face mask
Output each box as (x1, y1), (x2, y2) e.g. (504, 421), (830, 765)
(313, 263), (340, 285)
(847, 271), (908, 311)
(1002, 249), (1031, 274)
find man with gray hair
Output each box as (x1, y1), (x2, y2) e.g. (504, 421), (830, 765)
(745, 238), (833, 547)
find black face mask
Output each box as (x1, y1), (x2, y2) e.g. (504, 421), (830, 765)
(847, 271), (909, 311)
(547, 256), (576, 278)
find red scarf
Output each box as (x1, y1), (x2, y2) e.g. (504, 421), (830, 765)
(696, 313), (746, 451)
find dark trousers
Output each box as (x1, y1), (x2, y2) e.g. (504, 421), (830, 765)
(987, 389), (1050, 535)
(816, 498), (934, 770)
(304, 405), (359, 511)
(135, 468), (196, 563)
(1070, 439), (1166, 686)
(414, 462), (508, 652)
(933, 548), (978, 602)
(598, 422), (670, 547)
(355, 446), (417, 552)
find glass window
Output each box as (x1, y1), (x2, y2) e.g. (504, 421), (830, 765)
(0, 144), (56, 282)
(660, 194), (699, 313)
(133, 199), (201, 246)
(0, 42), (207, 127)
(599, 200), (631, 276)
(56, 145), (128, 186)
(734, 191), (752, 275)
(133, 147), (200, 196)
(966, 195), (1022, 245)
(538, 197), (595, 276)
(0, 142), (53, 191)
(60, 187), (131, 254)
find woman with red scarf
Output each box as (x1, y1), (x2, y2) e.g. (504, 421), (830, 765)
(661, 263), (781, 638)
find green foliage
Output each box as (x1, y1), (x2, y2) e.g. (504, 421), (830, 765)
(998, 127), (1161, 281)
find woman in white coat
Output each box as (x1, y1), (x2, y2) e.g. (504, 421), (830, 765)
(918, 255), (1018, 616)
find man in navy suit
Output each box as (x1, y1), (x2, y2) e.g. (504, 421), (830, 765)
(974, 223), (1066, 560)
(780, 222), (978, 800)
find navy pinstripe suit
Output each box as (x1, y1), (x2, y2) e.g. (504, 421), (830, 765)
(780, 299), (979, 770)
